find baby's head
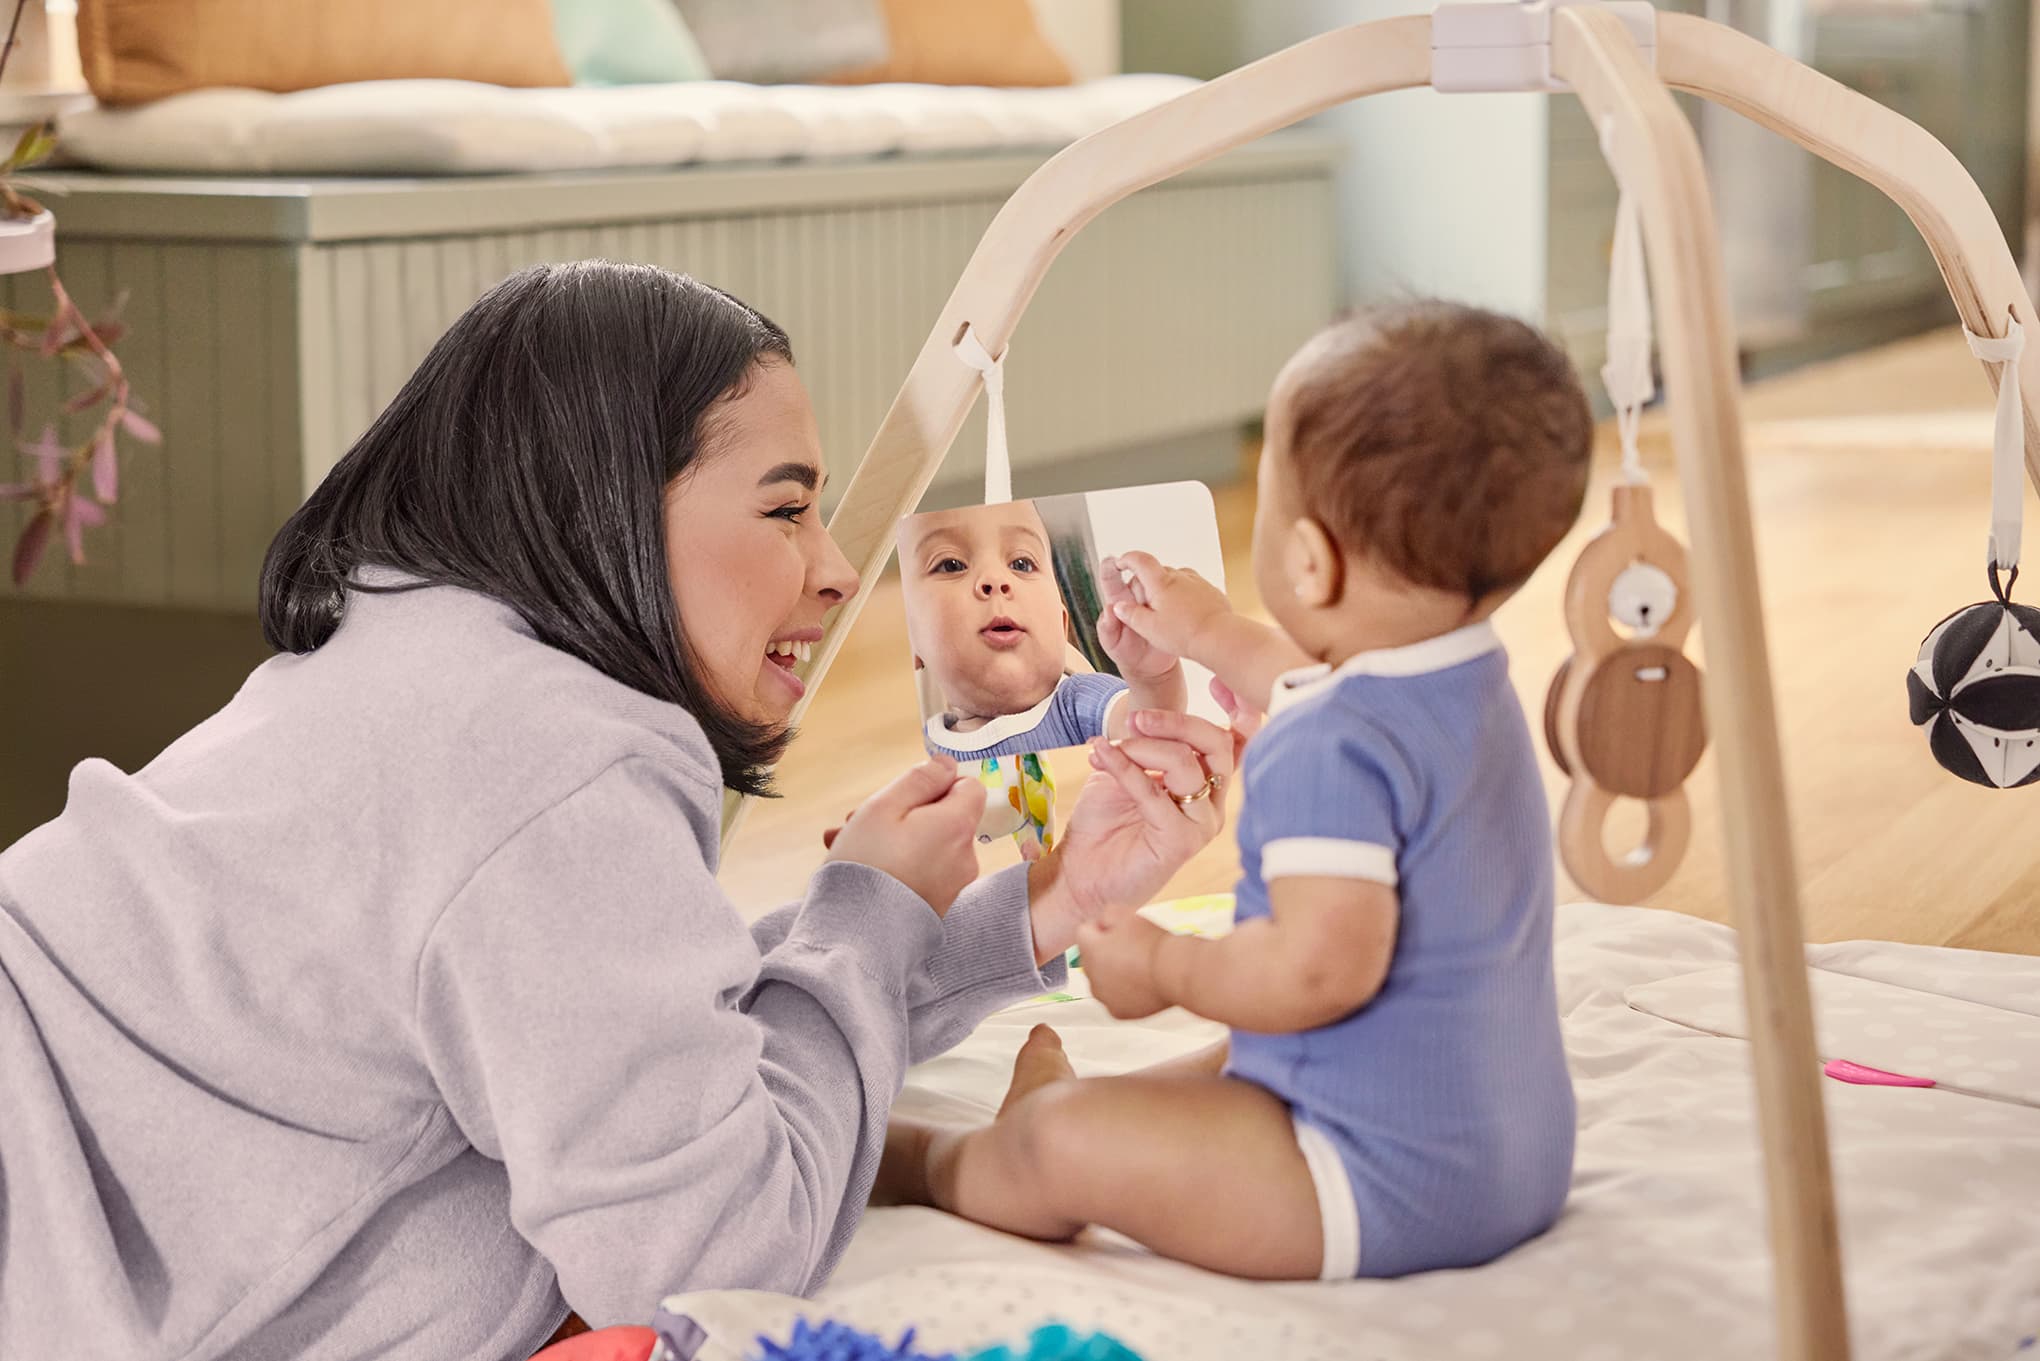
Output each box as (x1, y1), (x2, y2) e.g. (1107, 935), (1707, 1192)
(1254, 301), (1592, 653)
(897, 501), (1070, 722)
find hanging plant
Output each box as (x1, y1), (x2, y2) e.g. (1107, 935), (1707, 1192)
(0, 0), (158, 587)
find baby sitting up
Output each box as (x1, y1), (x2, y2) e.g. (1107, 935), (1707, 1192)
(881, 301), (1593, 1280)
(898, 501), (1186, 760)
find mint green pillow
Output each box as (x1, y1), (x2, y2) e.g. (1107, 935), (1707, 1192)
(552, 0), (711, 86)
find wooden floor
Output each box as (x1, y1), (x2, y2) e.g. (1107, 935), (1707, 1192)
(720, 329), (2040, 956)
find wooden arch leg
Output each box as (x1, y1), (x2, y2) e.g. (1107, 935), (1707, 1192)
(1555, 13), (1848, 1361)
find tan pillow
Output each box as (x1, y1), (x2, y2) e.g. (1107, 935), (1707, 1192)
(830, 0), (1073, 87)
(77, 0), (572, 107)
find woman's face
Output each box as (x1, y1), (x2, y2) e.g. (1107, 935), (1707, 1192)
(663, 360), (858, 726)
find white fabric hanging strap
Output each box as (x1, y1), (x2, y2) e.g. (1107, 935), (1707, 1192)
(1598, 116), (1654, 486)
(955, 324), (1012, 506)
(1963, 315), (2025, 582)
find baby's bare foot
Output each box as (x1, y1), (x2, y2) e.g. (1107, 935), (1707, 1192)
(998, 1024), (1076, 1116)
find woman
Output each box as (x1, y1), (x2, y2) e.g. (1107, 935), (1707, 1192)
(0, 263), (1234, 1360)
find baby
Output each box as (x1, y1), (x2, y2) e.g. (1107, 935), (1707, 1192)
(881, 301), (1593, 1280)
(898, 501), (1186, 760)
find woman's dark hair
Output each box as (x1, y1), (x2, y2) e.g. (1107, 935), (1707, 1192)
(260, 261), (795, 795)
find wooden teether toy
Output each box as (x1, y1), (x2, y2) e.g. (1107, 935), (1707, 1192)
(1543, 116), (1707, 904)
(1545, 482), (1707, 902)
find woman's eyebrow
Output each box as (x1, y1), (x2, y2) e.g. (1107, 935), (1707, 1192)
(758, 461), (823, 491)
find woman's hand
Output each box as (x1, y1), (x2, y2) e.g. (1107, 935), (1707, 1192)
(825, 756), (986, 916)
(1028, 708), (1235, 957)
(1074, 914), (1173, 1020)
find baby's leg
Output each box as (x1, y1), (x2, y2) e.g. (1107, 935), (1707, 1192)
(920, 1027), (1324, 1278)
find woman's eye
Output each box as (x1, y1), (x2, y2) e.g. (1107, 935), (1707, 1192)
(769, 503), (810, 523)
(1011, 556), (1038, 574)
(932, 558), (967, 575)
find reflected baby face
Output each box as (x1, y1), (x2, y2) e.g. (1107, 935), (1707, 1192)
(899, 503), (1068, 720)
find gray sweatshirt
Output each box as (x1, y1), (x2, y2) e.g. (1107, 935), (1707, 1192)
(0, 575), (1063, 1360)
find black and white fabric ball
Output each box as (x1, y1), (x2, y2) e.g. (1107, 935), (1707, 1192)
(1907, 597), (2040, 788)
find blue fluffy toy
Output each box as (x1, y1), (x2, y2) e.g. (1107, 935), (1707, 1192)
(743, 1318), (1142, 1361)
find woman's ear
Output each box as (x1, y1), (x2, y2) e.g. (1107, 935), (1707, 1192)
(1283, 516), (1343, 609)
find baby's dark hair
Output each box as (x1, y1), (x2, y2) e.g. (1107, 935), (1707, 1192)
(1279, 300), (1593, 601)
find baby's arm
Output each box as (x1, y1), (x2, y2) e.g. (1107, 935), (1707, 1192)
(1107, 551), (1313, 714)
(1079, 879), (1397, 1032)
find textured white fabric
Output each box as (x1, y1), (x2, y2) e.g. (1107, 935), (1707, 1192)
(1293, 1115), (1362, 1280)
(954, 323), (1010, 506)
(55, 75), (1201, 176)
(1963, 317), (2025, 575)
(1598, 115), (1656, 485)
(1259, 836), (1398, 886)
(658, 902), (2040, 1361)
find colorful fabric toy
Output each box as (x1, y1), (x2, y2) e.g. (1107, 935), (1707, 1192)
(972, 752), (1056, 856)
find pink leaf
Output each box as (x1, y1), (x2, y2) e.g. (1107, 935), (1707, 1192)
(21, 423), (62, 486)
(91, 427), (117, 502)
(119, 408), (161, 445)
(62, 500), (86, 564)
(38, 309), (77, 359)
(12, 509), (51, 585)
(0, 481), (36, 502)
(64, 380), (111, 414)
(61, 490), (106, 565)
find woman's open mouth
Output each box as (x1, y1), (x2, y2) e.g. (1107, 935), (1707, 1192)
(763, 632), (820, 700)
(979, 617), (1027, 651)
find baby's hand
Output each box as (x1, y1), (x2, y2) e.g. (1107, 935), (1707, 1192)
(1075, 915), (1172, 1020)
(1104, 552), (1233, 667)
(1096, 557), (1184, 683)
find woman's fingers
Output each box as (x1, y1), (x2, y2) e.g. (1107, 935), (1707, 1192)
(820, 807), (858, 850)
(1089, 737), (1178, 823)
(867, 755), (962, 817)
(1124, 709), (1236, 778)
(1108, 736), (1209, 799)
(930, 772), (987, 829)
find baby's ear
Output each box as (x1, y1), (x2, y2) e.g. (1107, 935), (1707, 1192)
(1284, 516), (1344, 609)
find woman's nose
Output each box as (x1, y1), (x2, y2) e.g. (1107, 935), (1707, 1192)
(811, 528), (859, 605)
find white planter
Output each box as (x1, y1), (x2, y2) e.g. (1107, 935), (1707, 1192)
(0, 208), (54, 275)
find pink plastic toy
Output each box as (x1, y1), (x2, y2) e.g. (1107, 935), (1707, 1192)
(1822, 1059), (1935, 1089)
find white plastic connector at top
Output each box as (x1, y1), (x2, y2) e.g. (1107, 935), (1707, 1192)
(1431, 0), (1657, 93)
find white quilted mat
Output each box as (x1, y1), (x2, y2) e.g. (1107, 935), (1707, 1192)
(658, 902), (2040, 1361)
(54, 75), (1201, 177)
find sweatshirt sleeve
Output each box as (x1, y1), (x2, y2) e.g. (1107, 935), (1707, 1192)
(414, 757), (945, 1322)
(750, 863), (1068, 1067)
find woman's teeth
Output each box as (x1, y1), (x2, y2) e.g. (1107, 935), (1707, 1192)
(769, 640), (813, 664)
